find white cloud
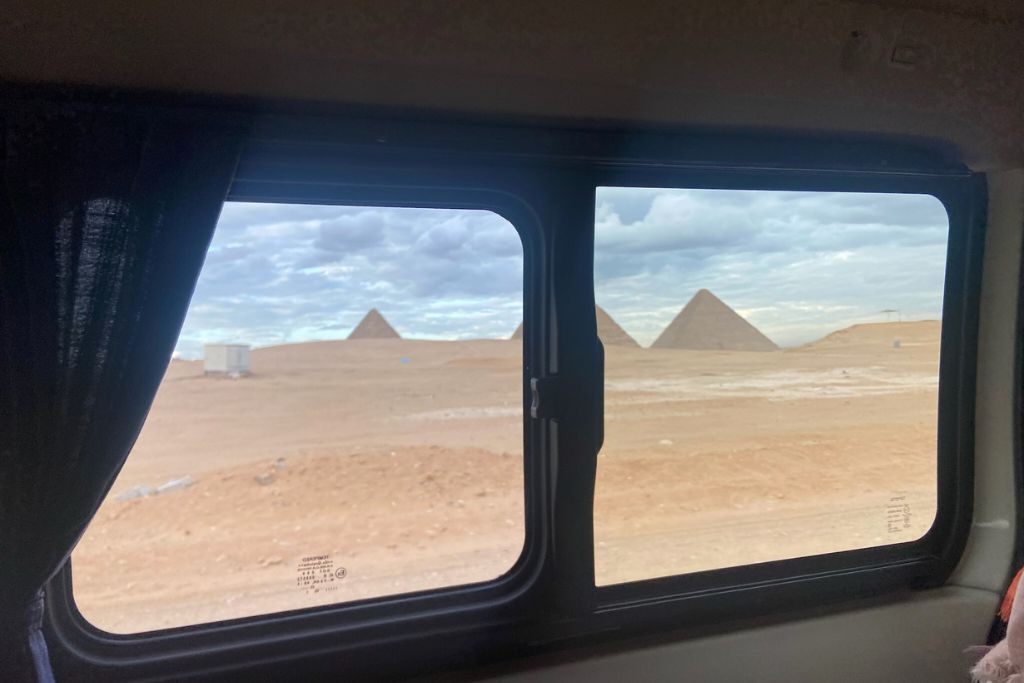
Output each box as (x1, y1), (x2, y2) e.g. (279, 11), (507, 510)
(174, 189), (949, 357)
(174, 204), (524, 358)
(595, 188), (948, 347)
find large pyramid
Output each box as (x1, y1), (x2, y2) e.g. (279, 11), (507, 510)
(652, 289), (777, 351)
(348, 308), (401, 340)
(509, 306), (639, 347)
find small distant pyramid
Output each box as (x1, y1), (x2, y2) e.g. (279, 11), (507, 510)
(348, 308), (401, 340)
(652, 289), (776, 351)
(596, 305), (639, 347)
(508, 306), (638, 346)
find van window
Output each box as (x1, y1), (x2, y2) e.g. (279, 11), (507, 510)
(592, 188), (948, 585)
(71, 202), (526, 632)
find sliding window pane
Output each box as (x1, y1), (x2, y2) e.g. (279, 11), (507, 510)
(593, 188), (947, 585)
(73, 203), (526, 631)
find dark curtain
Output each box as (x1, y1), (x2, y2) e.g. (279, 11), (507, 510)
(0, 102), (244, 682)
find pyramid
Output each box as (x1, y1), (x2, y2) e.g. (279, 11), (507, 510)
(652, 289), (776, 351)
(596, 305), (639, 347)
(508, 306), (639, 347)
(348, 308), (401, 339)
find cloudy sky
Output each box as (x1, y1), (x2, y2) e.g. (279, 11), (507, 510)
(174, 202), (523, 358)
(173, 189), (948, 357)
(595, 188), (949, 347)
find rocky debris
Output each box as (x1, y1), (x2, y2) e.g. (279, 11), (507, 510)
(115, 485), (154, 501)
(116, 476), (194, 500)
(155, 476), (194, 495)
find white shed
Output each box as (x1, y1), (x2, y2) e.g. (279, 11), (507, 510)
(203, 343), (251, 376)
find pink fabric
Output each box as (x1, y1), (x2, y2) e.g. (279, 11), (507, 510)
(974, 583), (1024, 682)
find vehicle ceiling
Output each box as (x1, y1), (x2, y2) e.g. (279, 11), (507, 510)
(1, 0), (1022, 169)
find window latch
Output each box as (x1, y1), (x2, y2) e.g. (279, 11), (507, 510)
(531, 376), (563, 420)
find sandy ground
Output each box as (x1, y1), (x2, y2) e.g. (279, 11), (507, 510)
(72, 322), (939, 633)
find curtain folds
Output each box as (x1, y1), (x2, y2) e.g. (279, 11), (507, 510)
(1, 102), (244, 681)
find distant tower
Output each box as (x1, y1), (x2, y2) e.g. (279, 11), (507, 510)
(880, 309), (902, 322)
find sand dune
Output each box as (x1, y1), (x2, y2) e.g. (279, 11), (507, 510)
(73, 321), (940, 632)
(799, 320), (940, 351)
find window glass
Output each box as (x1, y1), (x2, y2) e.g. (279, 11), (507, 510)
(72, 202), (526, 632)
(592, 188), (947, 585)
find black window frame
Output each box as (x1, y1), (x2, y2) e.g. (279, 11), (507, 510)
(42, 101), (985, 682)
(588, 169), (979, 610)
(50, 145), (556, 675)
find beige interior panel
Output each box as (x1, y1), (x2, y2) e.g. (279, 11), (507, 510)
(951, 169), (1024, 592)
(2, 1), (1022, 169)
(460, 587), (995, 683)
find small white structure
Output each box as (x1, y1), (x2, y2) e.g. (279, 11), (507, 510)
(203, 343), (251, 376)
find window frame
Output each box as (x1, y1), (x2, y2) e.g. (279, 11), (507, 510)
(43, 102), (985, 682)
(49, 158), (556, 676)
(586, 169), (980, 612)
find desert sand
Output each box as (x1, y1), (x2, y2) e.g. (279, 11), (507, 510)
(72, 321), (940, 633)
